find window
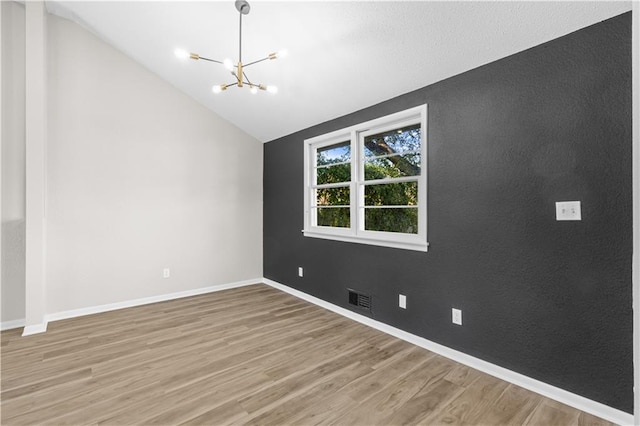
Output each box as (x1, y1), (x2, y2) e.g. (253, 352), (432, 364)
(304, 105), (428, 251)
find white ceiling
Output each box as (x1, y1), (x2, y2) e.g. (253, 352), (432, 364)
(45, 1), (632, 143)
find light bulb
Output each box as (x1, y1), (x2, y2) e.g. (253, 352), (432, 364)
(223, 58), (234, 71)
(250, 86), (258, 94)
(277, 49), (288, 59)
(212, 85), (222, 94)
(266, 85), (278, 94)
(174, 49), (189, 60)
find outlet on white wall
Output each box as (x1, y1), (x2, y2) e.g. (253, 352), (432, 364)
(399, 294), (407, 309)
(163, 268), (170, 278)
(452, 308), (462, 325)
(298, 267), (304, 277)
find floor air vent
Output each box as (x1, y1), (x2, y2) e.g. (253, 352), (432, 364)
(348, 289), (371, 312)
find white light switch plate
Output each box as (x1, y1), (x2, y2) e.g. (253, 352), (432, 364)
(556, 201), (581, 221)
(399, 294), (406, 309)
(452, 308), (462, 325)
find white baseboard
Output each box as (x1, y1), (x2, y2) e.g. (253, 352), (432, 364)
(45, 278), (260, 324)
(10, 279), (260, 336)
(262, 278), (634, 426)
(22, 322), (48, 336)
(1, 319), (25, 331)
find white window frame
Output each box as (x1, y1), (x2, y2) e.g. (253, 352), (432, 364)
(303, 104), (428, 252)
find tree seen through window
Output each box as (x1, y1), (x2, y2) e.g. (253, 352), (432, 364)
(315, 124), (421, 233)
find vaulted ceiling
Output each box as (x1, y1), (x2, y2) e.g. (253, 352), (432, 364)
(46, 1), (632, 142)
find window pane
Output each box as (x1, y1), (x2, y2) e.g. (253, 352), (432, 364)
(317, 163), (351, 184)
(316, 208), (350, 228)
(364, 124), (421, 158)
(364, 153), (421, 180)
(316, 187), (350, 206)
(364, 208), (418, 234)
(317, 141), (350, 166)
(365, 182), (418, 206)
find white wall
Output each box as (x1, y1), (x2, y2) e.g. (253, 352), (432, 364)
(1, 1), (26, 324)
(42, 13), (262, 314)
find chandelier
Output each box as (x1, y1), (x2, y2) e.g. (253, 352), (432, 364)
(174, 0), (286, 94)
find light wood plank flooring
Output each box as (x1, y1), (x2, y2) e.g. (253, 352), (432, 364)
(1, 284), (615, 425)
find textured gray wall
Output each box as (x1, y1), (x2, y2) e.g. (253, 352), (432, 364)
(263, 13), (633, 413)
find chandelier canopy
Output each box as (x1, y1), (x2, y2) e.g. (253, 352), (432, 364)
(175, 0), (286, 94)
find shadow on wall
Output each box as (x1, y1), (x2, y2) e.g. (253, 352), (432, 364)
(1, 219), (26, 323)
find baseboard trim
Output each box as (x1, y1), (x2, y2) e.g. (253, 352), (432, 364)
(45, 278), (261, 324)
(262, 278), (634, 426)
(1, 319), (26, 331)
(22, 322), (48, 336)
(13, 279), (260, 336)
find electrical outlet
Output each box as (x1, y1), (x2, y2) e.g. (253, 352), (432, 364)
(399, 294), (407, 309)
(298, 267), (304, 277)
(163, 268), (170, 278)
(556, 201), (581, 221)
(452, 308), (462, 325)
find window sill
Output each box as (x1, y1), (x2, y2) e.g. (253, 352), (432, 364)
(302, 229), (429, 252)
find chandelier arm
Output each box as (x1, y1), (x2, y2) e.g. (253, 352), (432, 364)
(243, 57), (270, 67)
(230, 71), (242, 87)
(198, 56), (224, 65)
(244, 79), (266, 87)
(242, 71), (253, 86)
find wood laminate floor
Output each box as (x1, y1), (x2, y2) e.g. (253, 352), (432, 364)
(1, 284), (615, 425)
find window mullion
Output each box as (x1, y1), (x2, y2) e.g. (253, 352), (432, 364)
(313, 182), (351, 190)
(350, 130), (358, 236)
(315, 159), (351, 169)
(306, 145), (314, 228)
(418, 107), (428, 241)
(357, 129), (366, 235)
(363, 176), (420, 185)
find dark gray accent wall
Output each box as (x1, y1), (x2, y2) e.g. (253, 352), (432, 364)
(263, 13), (633, 413)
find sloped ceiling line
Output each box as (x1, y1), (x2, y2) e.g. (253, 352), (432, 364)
(45, 1), (631, 143)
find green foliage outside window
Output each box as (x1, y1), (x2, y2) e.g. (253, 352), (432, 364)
(315, 125), (421, 233)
